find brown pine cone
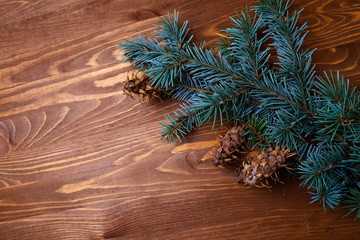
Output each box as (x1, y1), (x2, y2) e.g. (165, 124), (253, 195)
(236, 146), (295, 188)
(213, 126), (246, 166)
(123, 73), (164, 102)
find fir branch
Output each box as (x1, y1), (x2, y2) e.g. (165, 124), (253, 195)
(170, 71), (210, 101)
(187, 81), (251, 129)
(160, 104), (198, 143)
(118, 34), (168, 71)
(309, 185), (344, 212)
(244, 114), (268, 148)
(298, 148), (352, 193)
(255, 0), (316, 111)
(184, 45), (244, 85)
(174, 83), (213, 95)
(154, 10), (193, 50)
(225, 9), (271, 79)
(119, 0), (360, 220)
(316, 71), (360, 118)
(343, 183), (360, 221)
(215, 33), (232, 56)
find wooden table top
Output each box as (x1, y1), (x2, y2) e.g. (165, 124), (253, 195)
(0, 0), (360, 239)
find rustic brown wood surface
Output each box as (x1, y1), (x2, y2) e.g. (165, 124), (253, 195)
(0, 0), (360, 239)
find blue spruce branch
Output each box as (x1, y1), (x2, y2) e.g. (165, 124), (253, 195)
(119, 0), (360, 221)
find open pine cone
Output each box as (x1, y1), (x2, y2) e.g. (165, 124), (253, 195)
(123, 73), (164, 102)
(236, 146), (295, 188)
(213, 126), (246, 166)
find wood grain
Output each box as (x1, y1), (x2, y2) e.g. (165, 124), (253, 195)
(1, 0), (360, 239)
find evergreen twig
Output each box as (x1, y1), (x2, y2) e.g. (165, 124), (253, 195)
(119, 0), (360, 221)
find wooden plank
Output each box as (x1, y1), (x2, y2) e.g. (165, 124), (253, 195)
(0, 0), (360, 239)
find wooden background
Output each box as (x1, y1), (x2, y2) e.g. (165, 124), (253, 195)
(1, 0), (360, 239)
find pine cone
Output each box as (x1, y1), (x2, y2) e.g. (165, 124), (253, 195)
(123, 73), (164, 102)
(236, 146), (295, 188)
(213, 126), (246, 166)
